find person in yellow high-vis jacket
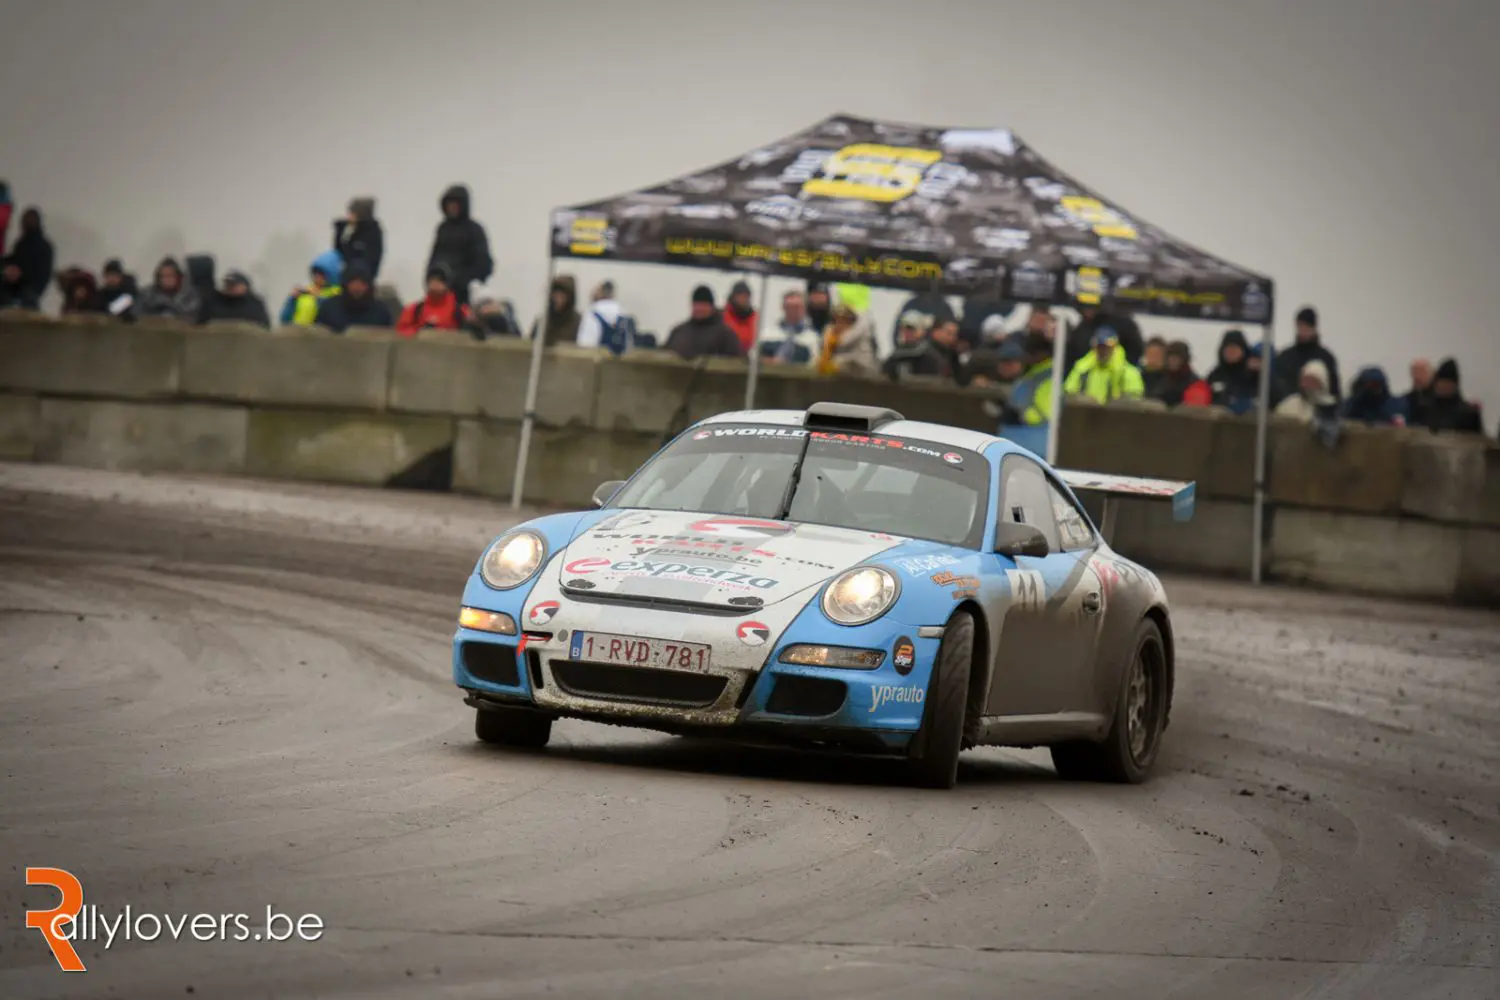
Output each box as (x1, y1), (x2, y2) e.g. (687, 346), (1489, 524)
(1064, 327), (1145, 403)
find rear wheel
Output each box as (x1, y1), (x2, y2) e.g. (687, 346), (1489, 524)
(474, 705), (553, 749)
(902, 610), (974, 789)
(1051, 618), (1167, 783)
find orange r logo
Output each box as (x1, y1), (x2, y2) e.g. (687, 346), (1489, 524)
(25, 867), (86, 972)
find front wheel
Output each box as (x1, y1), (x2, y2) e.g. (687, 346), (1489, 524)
(901, 610), (974, 789)
(1051, 617), (1168, 783)
(475, 705), (553, 748)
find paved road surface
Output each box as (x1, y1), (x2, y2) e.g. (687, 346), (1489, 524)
(1, 464), (1496, 999)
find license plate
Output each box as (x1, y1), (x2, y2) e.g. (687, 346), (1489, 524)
(569, 631), (713, 673)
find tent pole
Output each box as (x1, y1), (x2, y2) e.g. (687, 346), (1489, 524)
(1045, 304), (1068, 464)
(744, 273), (769, 410)
(510, 256), (558, 510)
(1250, 320), (1274, 583)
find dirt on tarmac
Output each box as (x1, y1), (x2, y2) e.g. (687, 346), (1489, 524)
(0, 463), (1495, 1000)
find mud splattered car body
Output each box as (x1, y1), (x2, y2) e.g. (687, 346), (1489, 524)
(453, 403), (1194, 787)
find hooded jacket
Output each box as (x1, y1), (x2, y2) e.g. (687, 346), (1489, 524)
(531, 275), (581, 346)
(58, 268), (103, 314)
(723, 280), (760, 353)
(665, 309), (742, 360)
(1275, 332), (1342, 403)
(1007, 359), (1056, 426)
(11, 208), (54, 306)
(427, 185), (493, 303)
(1412, 359), (1484, 434)
(899, 291), (960, 345)
(136, 257), (203, 321)
(1149, 360), (1212, 408)
(98, 267), (139, 321)
(334, 198), (384, 281)
(1206, 329), (1259, 413)
(1064, 345), (1145, 403)
(0, 255), (34, 309)
(1341, 366), (1406, 426)
(279, 249), (344, 326)
(204, 277), (271, 328)
(316, 265), (393, 333)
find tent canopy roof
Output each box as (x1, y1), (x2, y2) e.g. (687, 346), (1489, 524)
(552, 113), (1273, 323)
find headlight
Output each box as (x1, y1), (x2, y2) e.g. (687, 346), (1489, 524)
(779, 645), (885, 669)
(479, 531), (545, 590)
(821, 567), (898, 626)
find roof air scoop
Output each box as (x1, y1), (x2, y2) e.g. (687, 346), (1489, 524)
(803, 402), (905, 433)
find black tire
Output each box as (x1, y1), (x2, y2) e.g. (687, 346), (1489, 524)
(474, 705), (553, 749)
(902, 610), (975, 789)
(1051, 617), (1168, 783)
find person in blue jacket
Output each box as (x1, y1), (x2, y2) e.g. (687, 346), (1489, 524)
(280, 249), (343, 326)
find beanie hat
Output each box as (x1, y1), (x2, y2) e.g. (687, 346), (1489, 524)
(1434, 358), (1460, 385)
(1296, 306), (1318, 327)
(1092, 326), (1119, 347)
(102, 258), (124, 277)
(426, 262), (452, 284)
(691, 284), (715, 306)
(1166, 340), (1191, 362)
(729, 279), (752, 298)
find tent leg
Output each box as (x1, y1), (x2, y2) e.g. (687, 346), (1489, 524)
(1045, 305), (1067, 464)
(744, 273), (769, 410)
(510, 257), (558, 510)
(1250, 321), (1274, 583)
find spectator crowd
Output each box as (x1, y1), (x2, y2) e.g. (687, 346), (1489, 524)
(0, 177), (1490, 442)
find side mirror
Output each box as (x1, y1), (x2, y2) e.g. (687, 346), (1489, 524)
(994, 521), (1050, 558)
(591, 480), (625, 508)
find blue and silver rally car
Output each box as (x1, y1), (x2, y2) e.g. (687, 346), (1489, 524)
(453, 403), (1195, 788)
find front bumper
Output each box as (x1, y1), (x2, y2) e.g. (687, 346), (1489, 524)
(452, 597), (941, 753)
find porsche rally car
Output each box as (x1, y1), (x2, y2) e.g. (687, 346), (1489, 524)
(452, 402), (1195, 788)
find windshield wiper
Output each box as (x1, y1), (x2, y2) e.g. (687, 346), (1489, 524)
(775, 430), (814, 521)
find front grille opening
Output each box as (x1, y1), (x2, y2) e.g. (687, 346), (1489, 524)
(765, 676), (848, 717)
(527, 650), (544, 690)
(552, 661), (727, 708)
(461, 641), (520, 687)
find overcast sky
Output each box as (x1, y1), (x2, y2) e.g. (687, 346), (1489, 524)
(2, 0), (1496, 417)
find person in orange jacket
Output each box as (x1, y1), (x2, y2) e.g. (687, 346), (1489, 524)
(722, 279), (759, 353)
(397, 264), (472, 336)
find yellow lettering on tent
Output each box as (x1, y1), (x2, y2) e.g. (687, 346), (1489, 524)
(1060, 196), (1139, 240)
(1075, 266), (1106, 305)
(569, 218), (608, 256)
(803, 144), (943, 203)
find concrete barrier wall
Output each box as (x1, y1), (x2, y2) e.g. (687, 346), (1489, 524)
(3, 312), (1497, 604)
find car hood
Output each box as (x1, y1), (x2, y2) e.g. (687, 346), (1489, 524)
(554, 509), (907, 610)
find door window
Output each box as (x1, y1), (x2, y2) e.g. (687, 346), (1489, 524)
(1046, 478), (1097, 552)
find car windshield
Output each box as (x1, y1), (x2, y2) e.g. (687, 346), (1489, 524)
(607, 424), (990, 548)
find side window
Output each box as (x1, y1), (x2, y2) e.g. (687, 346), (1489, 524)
(1047, 479), (1097, 551)
(999, 459), (1061, 553)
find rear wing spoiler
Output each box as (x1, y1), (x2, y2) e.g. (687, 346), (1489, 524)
(1055, 470), (1196, 543)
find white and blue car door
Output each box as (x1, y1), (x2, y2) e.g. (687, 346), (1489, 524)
(983, 456), (1092, 718)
